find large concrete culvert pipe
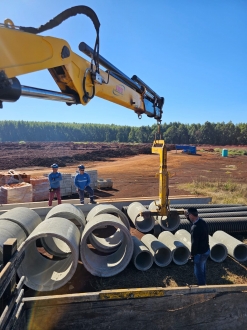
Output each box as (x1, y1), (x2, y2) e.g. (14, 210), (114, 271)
(0, 220), (27, 263)
(141, 234), (172, 267)
(17, 217), (80, 291)
(149, 201), (180, 231)
(127, 202), (155, 233)
(80, 214), (133, 277)
(213, 231), (247, 262)
(131, 236), (153, 271)
(0, 207), (42, 236)
(86, 204), (130, 253)
(41, 203), (86, 258)
(158, 231), (190, 265)
(209, 235), (228, 263)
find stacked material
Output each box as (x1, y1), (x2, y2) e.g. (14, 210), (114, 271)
(97, 178), (113, 189)
(30, 176), (49, 202)
(60, 173), (72, 197)
(0, 182), (32, 204)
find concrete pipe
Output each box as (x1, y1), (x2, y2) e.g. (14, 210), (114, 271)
(174, 229), (191, 251)
(209, 235), (228, 263)
(86, 204), (130, 253)
(17, 217), (80, 291)
(158, 231), (190, 265)
(141, 234), (172, 267)
(41, 203), (86, 257)
(127, 202), (155, 233)
(45, 203), (86, 228)
(149, 201), (180, 231)
(80, 214), (133, 277)
(213, 231), (247, 262)
(131, 236), (153, 271)
(86, 204), (130, 229)
(0, 220), (27, 263)
(0, 207), (42, 236)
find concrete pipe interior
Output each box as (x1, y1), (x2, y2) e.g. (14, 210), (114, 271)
(135, 251), (153, 271)
(154, 247), (172, 267)
(135, 215), (154, 232)
(80, 215), (133, 277)
(210, 244), (228, 263)
(17, 218), (80, 291)
(173, 246), (190, 265)
(89, 226), (124, 253)
(86, 205), (130, 252)
(234, 245), (247, 262)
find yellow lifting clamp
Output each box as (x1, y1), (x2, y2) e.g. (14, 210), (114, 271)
(151, 134), (182, 224)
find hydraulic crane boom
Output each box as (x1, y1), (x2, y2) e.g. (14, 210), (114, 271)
(0, 6), (180, 218)
(0, 6), (163, 122)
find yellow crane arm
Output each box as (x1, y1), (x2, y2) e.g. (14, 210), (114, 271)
(0, 6), (164, 122)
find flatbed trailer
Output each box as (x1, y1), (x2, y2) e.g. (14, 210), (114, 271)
(1, 197), (247, 330)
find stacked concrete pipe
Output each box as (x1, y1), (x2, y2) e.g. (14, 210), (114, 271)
(174, 229), (191, 251)
(127, 202), (155, 232)
(209, 235), (228, 263)
(86, 204), (130, 253)
(141, 234), (172, 267)
(0, 207), (42, 263)
(17, 217), (80, 291)
(131, 236), (153, 271)
(149, 201), (180, 231)
(80, 214), (133, 277)
(213, 231), (247, 262)
(158, 231), (190, 265)
(41, 203), (86, 257)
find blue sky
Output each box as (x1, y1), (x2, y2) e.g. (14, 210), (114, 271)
(0, 0), (246, 127)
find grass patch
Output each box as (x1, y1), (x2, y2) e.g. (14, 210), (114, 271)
(214, 148), (247, 156)
(178, 177), (247, 204)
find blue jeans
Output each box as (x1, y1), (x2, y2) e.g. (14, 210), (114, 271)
(78, 186), (94, 204)
(194, 249), (210, 285)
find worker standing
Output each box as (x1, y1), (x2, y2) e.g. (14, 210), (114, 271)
(74, 164), (96, 204)
(185, 207), (210, 286)
(48, 163), (62, 206)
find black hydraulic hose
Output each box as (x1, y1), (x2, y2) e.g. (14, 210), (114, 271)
(176, 217), (247, 235)
(19, 6), (101, 73)
(180, 211), (247, 219)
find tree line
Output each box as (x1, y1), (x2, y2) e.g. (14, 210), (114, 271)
(0, 120), (247, 145)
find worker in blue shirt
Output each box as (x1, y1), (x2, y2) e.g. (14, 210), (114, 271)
(48, 163), (63, 206)
(74, 164), (96, 204)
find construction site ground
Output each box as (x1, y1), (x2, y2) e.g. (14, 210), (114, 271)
(1, 142), (247, 296)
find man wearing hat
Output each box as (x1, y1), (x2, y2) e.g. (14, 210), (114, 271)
(74, 164), (96, 204)
(48, 163), (63, 206)
(185, 207), (210, 285)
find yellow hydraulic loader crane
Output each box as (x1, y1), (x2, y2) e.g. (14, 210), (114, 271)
(0, 5), (179, 222)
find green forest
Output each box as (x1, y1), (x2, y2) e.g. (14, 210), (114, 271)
(0, 120), (247, 145)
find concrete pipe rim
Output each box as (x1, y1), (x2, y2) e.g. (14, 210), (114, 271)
(172, 246), (190, 265)
(133, 250), (154, 271)
(210, 244), (228, 263)
(233, 244), (247, 262)
(154, 247), (173, 267)
(80, 216), (133, 277)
